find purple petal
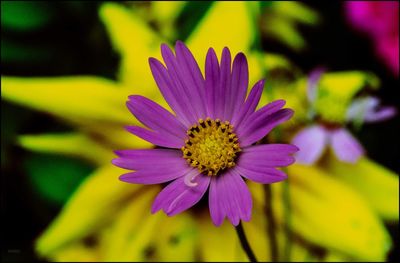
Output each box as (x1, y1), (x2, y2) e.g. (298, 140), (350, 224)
(209, 171), (252, 226)
(238, 108), (294, 147)
(149, 58), (192, 127)
(205, 48), (220, 118)
(292, 125), (329, 164)
(151, 172), (210, 216)
(238, 144), (298, 168)
(119, 166), (191, 185)
(161, 44), (200, 122)
(347, 96), (397, 123)
(235, 99), (286, 135)
(175, 41), (205, 99)
(224, 53), (249, 121)
(346, 97), (378, 122)
(112, 149), (184, 170)
(364, 106), (397, 122)
(127, 95), (186, 139)
(125, 126), (183, 148)
(218, 47), (231, 120)
(307, 67), (325, 103)
(231, 79), (265, 127)
(233, 166), (287, 184)
(330, 128), (364, 163)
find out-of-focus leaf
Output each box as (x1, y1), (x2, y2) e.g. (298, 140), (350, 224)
(1, 39), (54, 63)
(1, 102), (33, 167)
(323, 155), (399, 221)
(243, 204), (271, 261)
(273, 164), (392, 261)
(35, 164), (147, 256)
(260, 2), (319, 51)
(18, 133), (112, 166)
(102, 187), (159, 261)
(273, 1), (319, 25)
(186, 1), (255, 71)
(24, 153), (94, 205)
(262, 16), (306, 51)
(197, 212), (247, 261)
(260, 1), (273, 10)
(1, 1), (54, 31)
(175, 1), (214, 41)
(1, 76), (132, 124)
(50, 242), (100, 262)
(151, 1), (186, 40)
(153, 214), (198, 261)
(152, 1), (186, 23)
(99, 2), (165, 98)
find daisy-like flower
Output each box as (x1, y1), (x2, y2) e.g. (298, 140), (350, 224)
(112, 41), (297, 226)
(292, 68), (396, 164)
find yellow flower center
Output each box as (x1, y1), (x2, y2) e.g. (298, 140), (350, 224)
(181, 118), (241, 176)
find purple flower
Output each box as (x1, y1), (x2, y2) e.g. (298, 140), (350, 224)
(292, 125), (364, 164)
(293, 69), (396, 165)
(345, 1), (399, 76)
(112, 41), (298, 226)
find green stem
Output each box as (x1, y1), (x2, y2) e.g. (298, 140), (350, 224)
(264, 184), (278, 261)
(282, 177), (292, 261)
(235, 222), (258, 262)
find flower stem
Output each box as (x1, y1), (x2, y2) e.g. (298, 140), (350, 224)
(282, 177), (292, 261)
(235, 222), (258, 262)
(264, 184), (278, 261)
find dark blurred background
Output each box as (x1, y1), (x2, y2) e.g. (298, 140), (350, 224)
(1, 1), (398, 262)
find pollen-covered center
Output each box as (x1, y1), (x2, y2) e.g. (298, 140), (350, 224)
(181, 118), (241, 176)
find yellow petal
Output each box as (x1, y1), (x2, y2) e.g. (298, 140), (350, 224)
(99, 2), (165, 99)
(323, 155), (399, 221)
(150, 1), (186, 40)
(322, 251), (352, 262)
(242, 209), (271, 261)
(48, 242), (100, 262)
(260, 2), (319, 51)
(1, 76), (132, 124)
(197, 212), (247, 261)
(314, 71), (380, 123)
(187, 1), (255, 72)
(118, 212), (162, 261)
(102, 186), (159, 261)
(35, 164), (149, 256)
(151, 1), (186, 23)
(153, 213), (198, 262)
(262, 16), (306, 51)
(272, 1), (319, 25)
(275, 164), (392, 261)
(18, 133), (112, 165)
(197, 183), (272, 261)
(77, 121), (152, 150)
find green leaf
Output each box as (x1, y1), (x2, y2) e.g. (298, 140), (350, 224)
(1, 102), (33, 167)
(1, 38), (54, 63)
(176, 1), (214, 41)
(1, 1), (55, 31)
(24, 153), (95, 206)
(260, 1), (273, 10)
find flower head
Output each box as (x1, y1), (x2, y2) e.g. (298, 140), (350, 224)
(112, 41), (297, 226)
(293, 68), (396, 164)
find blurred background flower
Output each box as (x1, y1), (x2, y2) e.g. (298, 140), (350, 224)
(1, 1), (398, 262)
(345, 1), (399, 76)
